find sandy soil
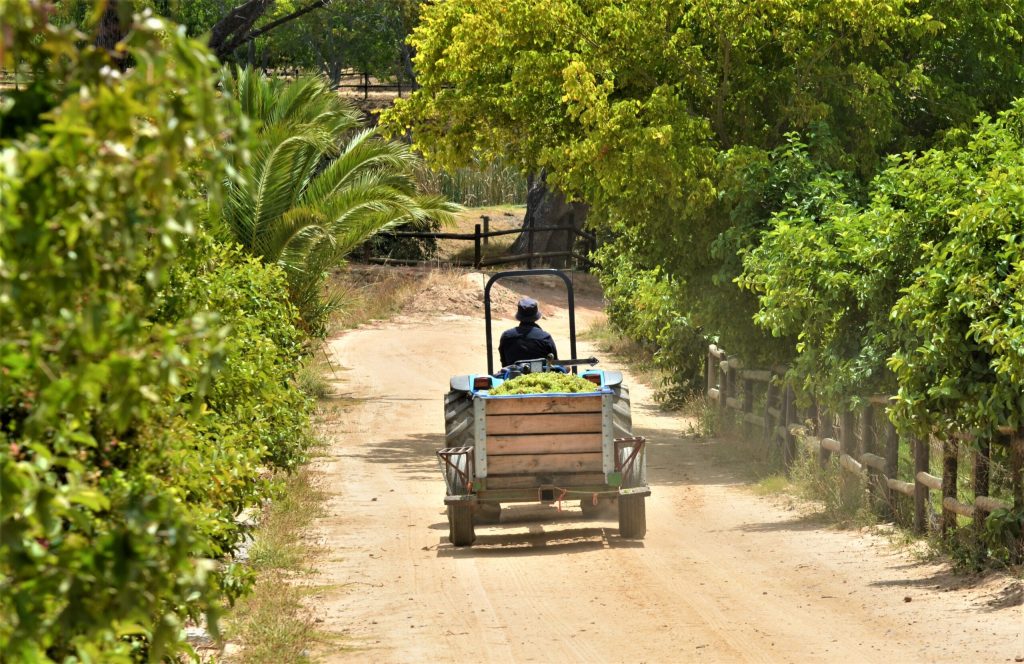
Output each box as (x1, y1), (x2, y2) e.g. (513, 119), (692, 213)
(307, 273), (1023, 663)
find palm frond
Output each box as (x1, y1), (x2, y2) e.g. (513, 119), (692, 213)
(215, 67), (461, 335)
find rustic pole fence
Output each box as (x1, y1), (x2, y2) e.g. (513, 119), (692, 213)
(704, 344), (1018, 556)
(361, 224), (597, 270)
(473, 223), (482, 269)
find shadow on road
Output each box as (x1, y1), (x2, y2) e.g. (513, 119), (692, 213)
(868, 565), (1023, 612)
(435, 522), (645, 558)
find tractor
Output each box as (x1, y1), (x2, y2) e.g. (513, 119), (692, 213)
(437, 269), (650, 546)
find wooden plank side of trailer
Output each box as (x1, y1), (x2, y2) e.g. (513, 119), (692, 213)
(484, 473), (607, 489)
(487, 433), (602, 455)
(487, 452), (603, 475)
(486, 412), (603, 436)
(484, 394), (602, 416)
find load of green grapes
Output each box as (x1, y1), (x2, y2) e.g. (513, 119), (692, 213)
(489, 372), (599, 395)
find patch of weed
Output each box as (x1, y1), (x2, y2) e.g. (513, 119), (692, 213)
(754, 474), (792, 496)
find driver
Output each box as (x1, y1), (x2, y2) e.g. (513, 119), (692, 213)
(499, 297), (558, 367)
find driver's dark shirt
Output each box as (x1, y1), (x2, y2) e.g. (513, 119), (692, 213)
(498, 323), (558, 367)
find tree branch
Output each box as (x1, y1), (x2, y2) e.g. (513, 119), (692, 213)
(209, 0), (274, 58)
(219, 0), (331, 57)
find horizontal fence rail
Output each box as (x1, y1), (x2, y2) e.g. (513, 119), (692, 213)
(363, 218), (598, 271)
(706, 345), (1024, 561)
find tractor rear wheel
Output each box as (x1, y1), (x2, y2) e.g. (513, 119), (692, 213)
(618, 495), (646, 539)
(448, 504), (476, 546)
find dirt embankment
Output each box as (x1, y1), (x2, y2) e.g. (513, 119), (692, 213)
(305, 267), (1022, 663)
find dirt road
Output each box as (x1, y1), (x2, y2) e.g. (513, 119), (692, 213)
(309, 273), (1022, 663)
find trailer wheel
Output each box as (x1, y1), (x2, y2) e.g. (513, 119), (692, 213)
(448, 504), (476, 546)
(618, 495), (646, 539)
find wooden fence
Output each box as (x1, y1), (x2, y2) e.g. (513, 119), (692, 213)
(363, 217), (598, 270)
(333, 71), (414, 99)
(707, 345), (1023, 558)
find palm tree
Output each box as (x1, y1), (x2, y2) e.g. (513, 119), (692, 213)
(215, 67), (460, 335)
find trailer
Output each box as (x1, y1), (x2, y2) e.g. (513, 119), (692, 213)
(437, 269), (650, 546)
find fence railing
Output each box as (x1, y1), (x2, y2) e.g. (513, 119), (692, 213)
(363, 217), (598, 270)
(707, 344), (1023, 560)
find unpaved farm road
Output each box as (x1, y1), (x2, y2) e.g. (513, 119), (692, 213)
(309, 276), (1023, 664)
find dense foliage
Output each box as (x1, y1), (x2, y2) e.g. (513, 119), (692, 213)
(0, 9), (312, 661)
(261, 0), (417, 85)
(742, 103), (1024, 438)
(490, 373), (599, 396)
(54, 0), (420, 82)
(384, 0), (1024, 382)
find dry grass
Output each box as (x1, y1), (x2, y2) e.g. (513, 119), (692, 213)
(436, 205), (525, 262)
(222, 463), (328, 663)
(581, 320), (663, 389)
(225, 578), (316, 664)
(329, 265), (428, 330)
(247, 467), (326, 572)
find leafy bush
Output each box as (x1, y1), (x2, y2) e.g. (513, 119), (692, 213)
(742, 102), (1024, 438)
(490, 373), (598, 395)
(594, 242), (706, 404)
(0, 11), (312, 661)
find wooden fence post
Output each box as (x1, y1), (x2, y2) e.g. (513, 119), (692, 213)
(363, 71), (370, 99)
(941, 439), (958, 536)
(481, 215), (490, 247)
(1011, 429), (1024, 563)
(913, 435), (930, 534)
(473, 223), (482, 269)
(840, 409), (858, 506)
(819, 407), (834, 468)
(783, 384), (797, 468)
(742, 376), (755, 441)
(526, 221), (534, 269)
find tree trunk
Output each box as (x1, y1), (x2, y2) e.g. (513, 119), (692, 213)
(208, 0), (274, 60)
(96, 0), (129, 68)
(208, 0), (328, 61)
(509, 170), (588, 268)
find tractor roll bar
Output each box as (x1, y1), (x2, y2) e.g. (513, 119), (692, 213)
(484, 269), (577, 375)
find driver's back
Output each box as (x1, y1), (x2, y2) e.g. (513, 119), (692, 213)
(498, 323), (558, 367)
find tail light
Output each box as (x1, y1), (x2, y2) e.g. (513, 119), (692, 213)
(584, 373), (602, 386)
(473, 376), (492, 390)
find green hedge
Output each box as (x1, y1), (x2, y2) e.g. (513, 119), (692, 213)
(742, 102), (1024, 438)
(1, 11), (312, 661)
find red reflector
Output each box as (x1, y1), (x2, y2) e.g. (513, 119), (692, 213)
(584, 374), (601, 386)
(473, 376), (492, 390)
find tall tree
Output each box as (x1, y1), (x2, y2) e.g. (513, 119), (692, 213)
(383, 0), (1024, 361)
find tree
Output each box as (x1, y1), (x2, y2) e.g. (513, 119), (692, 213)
(216, 67), (460, 335)
(53, 0), (334, 61)
(383, 0), (1024, 369)
(261, 0), (414, 85)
